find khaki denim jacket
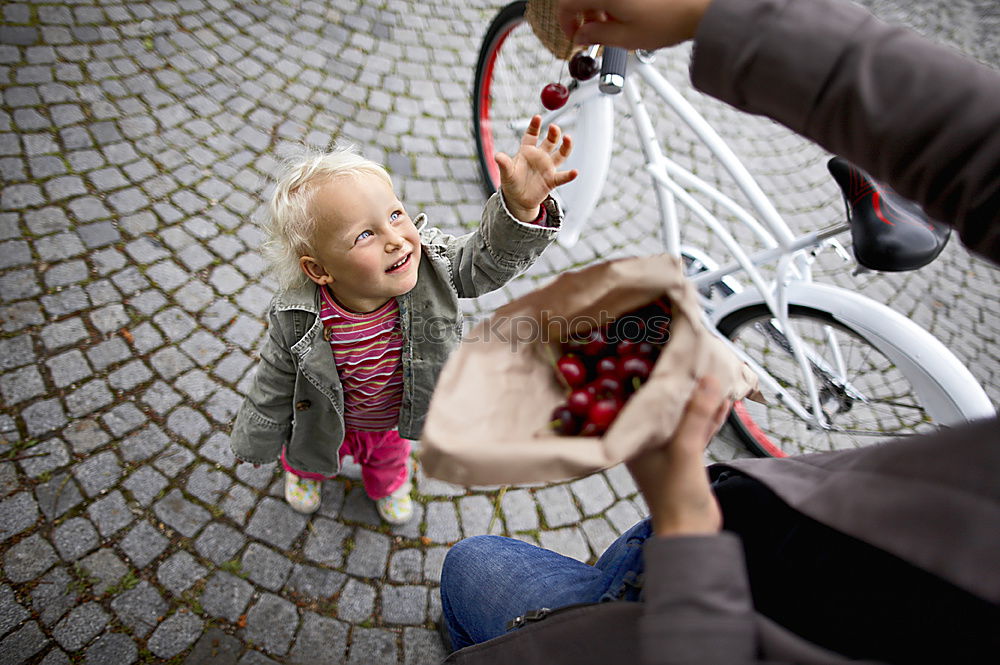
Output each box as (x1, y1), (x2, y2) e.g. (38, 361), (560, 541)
(229, 192), (561, 476)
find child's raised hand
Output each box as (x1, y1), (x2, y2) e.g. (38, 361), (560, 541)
(495, 115), (578, 222)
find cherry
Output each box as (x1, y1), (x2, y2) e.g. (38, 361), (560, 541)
(595, 356), (619, 378)
(587, 397), (622, 430)
(592, 375), (624, 399)
(549, 296), (676, 437)
(621, 355), (654, 381)
(556, 354), (588, 389)
(540, 82), (569, 111)
(566, 388), (595, 417)
(550, 405), (580, 435)
(635, 341), (659, 358)
(616, 339), (637, 357)
(582, 329), (610, 357)
(568, 51), (599, 81)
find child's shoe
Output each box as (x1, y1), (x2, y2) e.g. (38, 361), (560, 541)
(376, 479), (413, 524)
(285, 471), (321, 514)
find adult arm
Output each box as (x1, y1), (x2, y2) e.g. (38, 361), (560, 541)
(641, 534), (758, 664)
(691, 0), (1000, 262)
(557, 0), (1000, 261)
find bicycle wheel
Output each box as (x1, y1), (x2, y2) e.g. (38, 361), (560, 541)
(474, 1), (560, 196)
(718, 304), (941, 457)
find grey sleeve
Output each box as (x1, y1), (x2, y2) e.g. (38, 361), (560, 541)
(640, 533), (758, 664)
(424, 191), (561, 298)
(690, 0), (1000, 263)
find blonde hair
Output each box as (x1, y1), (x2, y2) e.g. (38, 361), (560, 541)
(261, 146), (393, 291)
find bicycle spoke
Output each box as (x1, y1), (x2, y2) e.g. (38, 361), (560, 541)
(727, 308), (938, 455)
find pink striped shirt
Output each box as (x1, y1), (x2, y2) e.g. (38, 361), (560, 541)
(319, 287), (404, 431)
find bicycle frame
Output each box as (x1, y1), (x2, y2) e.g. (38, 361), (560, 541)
(538, 50), (891, 431)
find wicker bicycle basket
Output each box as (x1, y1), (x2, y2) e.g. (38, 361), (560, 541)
(526, 0), (574, 60)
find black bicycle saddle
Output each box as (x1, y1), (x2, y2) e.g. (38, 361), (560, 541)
(827, 157), (950, 272)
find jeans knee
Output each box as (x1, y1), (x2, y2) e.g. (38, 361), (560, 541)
(442, 536), (504, 588)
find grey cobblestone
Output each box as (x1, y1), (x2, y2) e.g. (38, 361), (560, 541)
(538, 527), (592, 563)
(424, 501), (460, 544)
(52, 602), (108, 651)
(389, 549), (423, 584)
(286, 563), (346, 601)
(17, 438), (70, 478)
(340, 486), (381, 526)
(39, 649), (71, 665)
(73, 450), (121, 497)
(157, 551), (208, 596)
(0, 491), (39, 542)
(34, 473), (84, 521)
(153, 443), (196, 477)
(148, 610), (203, 659)
(303, 517), (350, 567)
(348, 627), (398, 665)
(84, 631), (138, 665)
(0, 364), (45, 405)
(201, 571), (253, 623)
(381, 585), (428, 625)
(243, 593), (298, 656)
(78, 548), (129, 595)
(195, 522), (247, 564)
(47, 349), (91, 388)
(0, 3), (991, 663)
(120, 520), (170, 568)
(111, 582), (167, 638)
(336, 578), (375, 623)
(5, 533), (58, 582)
(246, 496), (308, 549)
(605, 499), (645, 535)
(32, 567), (76, 626)
(346, 529), (391, 578)
(184, 628), (242, 665)
(287, 613), (348, 665)
(154, 489), (210, 537)
(240, 543), (292, 591)
(0, 584), (29, 636)
(53, 517), (98, 562)
(0, 622), (47, 664)
(458, 494), (497, 537)
(536, 484), (582, 528)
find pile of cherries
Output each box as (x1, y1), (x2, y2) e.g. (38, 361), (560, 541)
(549, 297), (672, 437)
(540, 50), (599, 110)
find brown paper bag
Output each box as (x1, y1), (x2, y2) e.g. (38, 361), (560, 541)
(420, 254), (759, 486)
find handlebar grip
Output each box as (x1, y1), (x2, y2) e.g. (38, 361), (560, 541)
(599, 47), (627, 94)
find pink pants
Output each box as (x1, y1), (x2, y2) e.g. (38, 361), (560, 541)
(282, 429), (411, 500)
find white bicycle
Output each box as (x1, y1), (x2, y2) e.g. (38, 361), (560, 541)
(473, 1), (994, 457)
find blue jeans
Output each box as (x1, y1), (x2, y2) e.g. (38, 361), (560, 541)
(440, 518), (652, 651)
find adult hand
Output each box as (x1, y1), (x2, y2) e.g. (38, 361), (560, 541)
(626, 375), (731, 537)
(496, 115), (578, 222)
(556, 0), (713, 51)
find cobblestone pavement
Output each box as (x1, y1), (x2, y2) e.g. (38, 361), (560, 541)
(0, 1), (997, 663)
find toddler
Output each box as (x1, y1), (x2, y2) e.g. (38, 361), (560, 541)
(230, 116), (576, 523)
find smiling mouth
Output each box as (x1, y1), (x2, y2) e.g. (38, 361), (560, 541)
(386, 253), (411, 273)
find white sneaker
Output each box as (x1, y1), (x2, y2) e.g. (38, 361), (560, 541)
(376, 479), (414, 524)
(284, 471), (321, 514)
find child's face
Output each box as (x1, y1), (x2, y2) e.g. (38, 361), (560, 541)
(299, 173), (421, 313)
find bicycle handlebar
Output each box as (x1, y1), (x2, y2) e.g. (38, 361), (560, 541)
(599, 47), (627, 94)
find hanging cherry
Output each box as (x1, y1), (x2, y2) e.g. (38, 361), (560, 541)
(569, 51), (599, 81)
(540, 82), (569, 110)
